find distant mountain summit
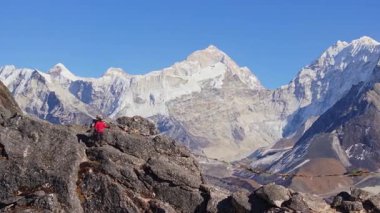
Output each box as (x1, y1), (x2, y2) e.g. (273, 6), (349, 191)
(1, 37), (380, 161)
(48, 63), (78, 81)
(282, 35), (380, 136)
(102, 67), (128, 77)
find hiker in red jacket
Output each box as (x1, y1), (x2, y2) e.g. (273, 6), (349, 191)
(92, 115), (109, 146)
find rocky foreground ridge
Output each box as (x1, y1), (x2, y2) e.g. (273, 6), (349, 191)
(0, 80), (209, 212)
(1, 80), (380, 212)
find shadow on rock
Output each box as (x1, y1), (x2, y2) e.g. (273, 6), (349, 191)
(76, 133), (96, 147)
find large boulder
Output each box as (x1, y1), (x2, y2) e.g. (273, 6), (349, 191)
(0, 113), (85, 212)
(254, 183), (291, 207)
(283, 193), (310, 212)
(214, 183), (335, 213)
(367, 194), (380, 211)
(330, 188), (380, 213)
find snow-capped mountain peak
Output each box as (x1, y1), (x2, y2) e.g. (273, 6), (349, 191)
(316, 41), (349, 66)
(186, 45), (230, 67)
(352, 36), (380, 46)
(0, 65), (17, 71)
(316, 37), (379, 68)
(48, 63), (78, 81)
(336, 40), (349, 47)
(185, 45), (263, 89)
(204, 44), (221, 52)
(283, 36), (380, 137)
(102, 67), (128, 77)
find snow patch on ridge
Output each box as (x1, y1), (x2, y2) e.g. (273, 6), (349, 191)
(286, 159), (310, 174)
(249, 147), (292, 169)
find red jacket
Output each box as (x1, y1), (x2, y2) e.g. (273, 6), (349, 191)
(94, 120), (108, 133)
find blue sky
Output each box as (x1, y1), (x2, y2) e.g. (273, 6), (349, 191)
(1, 0), (379, 88)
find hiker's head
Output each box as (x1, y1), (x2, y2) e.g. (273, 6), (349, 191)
(96, 115), (103, 120)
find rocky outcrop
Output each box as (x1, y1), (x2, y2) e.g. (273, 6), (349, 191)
(224, 183), (333, 213)
(0, 81), (209, 212)
(215, 183), (380, 213)
(116, 115), (158, 136)
(0, 84), (84, 212)
(331, 188), (380, 213)
(0, 81), (21, 120)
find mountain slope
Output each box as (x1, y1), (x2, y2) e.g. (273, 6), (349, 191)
(254, 60), (380, 195)
(282, 36), (380, 136)
(1, 46), (276, 160)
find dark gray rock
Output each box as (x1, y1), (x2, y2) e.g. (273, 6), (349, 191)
(77, 131), (210, 213)
(116, 116), (158, 136)
(331, 195), (344, 208)
(366, 194), (380, 212)
(145, 155), (202, 189)
(329, 189), (380, 212)
(283, 193), (310, 212)
(217, 185), (333, 213)
(148, 199), (177, 213)
(0, 115), (85, 212)
(351, 188), (374, 201)
(341, 200), (364, 212)
(336, 191), (353, 201)
(31, 193), (62, 211)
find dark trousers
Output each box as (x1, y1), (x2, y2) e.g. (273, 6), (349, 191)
(93, 132), (104, 146)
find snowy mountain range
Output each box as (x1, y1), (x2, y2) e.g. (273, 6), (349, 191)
(1, 36), (380, 162)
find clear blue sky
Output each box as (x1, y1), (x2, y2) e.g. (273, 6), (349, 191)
(1, 0), (379, 88)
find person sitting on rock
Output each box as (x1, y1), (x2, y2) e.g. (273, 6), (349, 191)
(92, 115), (109, 146)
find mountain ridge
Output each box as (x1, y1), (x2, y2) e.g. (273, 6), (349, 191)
(1, 36), (380, 161)
(2, 36), (379, 90)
